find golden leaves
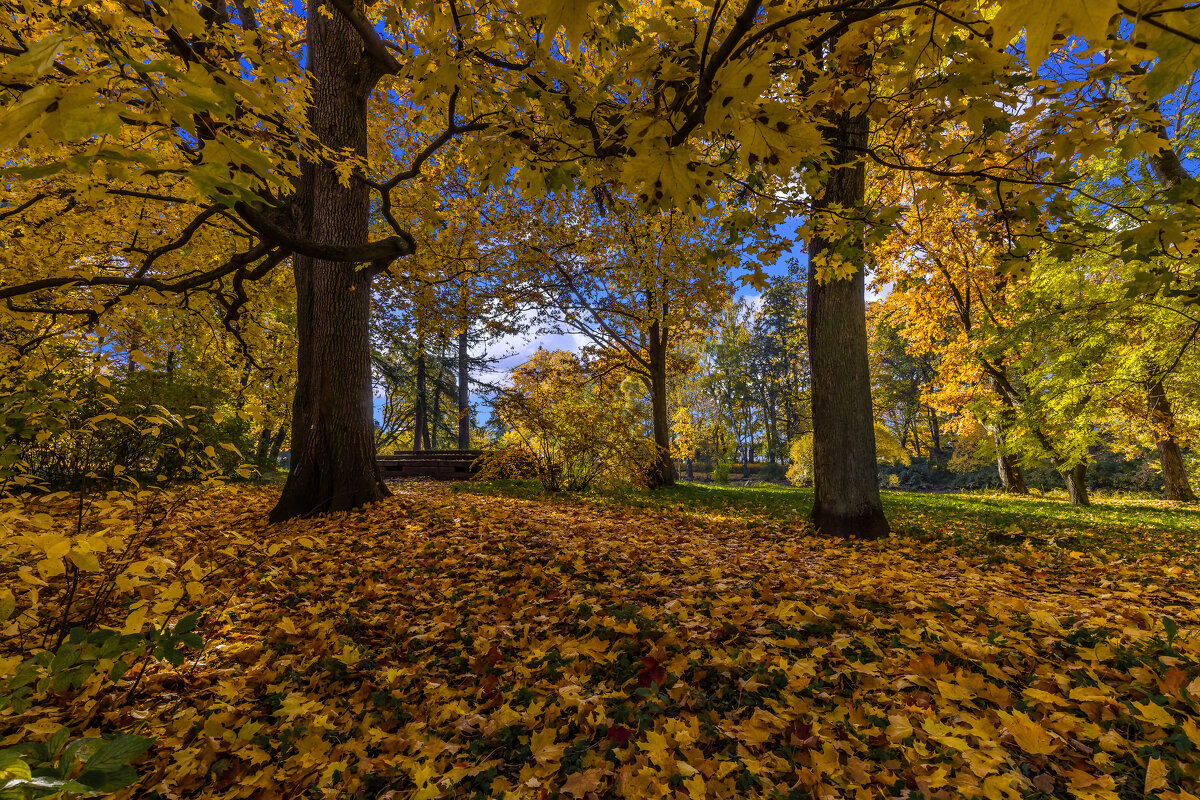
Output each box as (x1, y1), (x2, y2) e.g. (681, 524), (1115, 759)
(997, 709), (1058, 755)
(5, 482), (1200, 798)
(989, 1), (1120, 69)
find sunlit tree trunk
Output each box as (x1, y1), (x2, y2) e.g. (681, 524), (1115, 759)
(1062, 463), (1089, 506)
(271, 1), (387, 521)
(989, 426), (1028, 494)
(986, 372), (1028, 494)
(1142, 114), (1196, 502)
(1146, 376), (1196, 502)
(807, 110), (889, 540)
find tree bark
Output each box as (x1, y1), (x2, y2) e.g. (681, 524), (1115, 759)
(806, 111), (889, 539)
(647, 319), (675, 487)
(458, 331), (471, 450)
(413, 348), (427, 452)
(270, 0), (387, 521)
(989, 426), (1028, 494)
(1062, 463), (1089, 506)
(1146, 376), (1197, 502)
(986, 372), (1028, 494)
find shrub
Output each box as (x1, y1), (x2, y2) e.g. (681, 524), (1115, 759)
(785, 434), (813, 486)
(711, 456), (732, 485)
(0, 370), (246, 794)
(482, 351), (654, 491)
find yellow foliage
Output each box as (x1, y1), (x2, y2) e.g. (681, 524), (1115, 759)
(788, 424), (908, 485)
(5, 482), (1199, 798)
(479, 350), (654, 491)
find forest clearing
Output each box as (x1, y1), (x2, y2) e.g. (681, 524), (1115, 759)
(3, 481), (1200, 799)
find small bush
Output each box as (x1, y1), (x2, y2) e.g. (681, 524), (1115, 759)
(785, 434), (813, 486)
(711, 457), (732, 485)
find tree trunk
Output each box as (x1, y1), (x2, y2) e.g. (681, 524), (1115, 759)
(270, 2), (387, 521)
(1146, 376), (1197, 502)
(458, 331), (470, 450)
(268, 424), (287, 464)
(413, 349), (426, 451)
(1062, 462), (1089, 506)
(927, 406), (942, 468)
(647, 319), (675, 487)
(255, 425), (273, 462)
(430, 378), (440, 450)
(986, 373), (1028, 494)
(686, 456), (693, 480)
(988, 427), (1027, 493)
(806, 110), (889, 540)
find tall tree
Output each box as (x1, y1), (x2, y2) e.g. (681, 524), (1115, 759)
(806, 110), (888, 538)
(534, 198), (733, 486)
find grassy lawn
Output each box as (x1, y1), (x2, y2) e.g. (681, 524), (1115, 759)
(455, 479), (1200, 561)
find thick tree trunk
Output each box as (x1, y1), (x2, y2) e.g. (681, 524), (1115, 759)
(458, 331), (470, 450)
(990, 427), (1028, 494)
(1062, 463), (1090, 506)
(1146, 376), (1197, 502)
(807, 111), (889, 540)
(270, 1), (387, 521)
(686, 456), (694, 480)
(647, 320), (675, 487)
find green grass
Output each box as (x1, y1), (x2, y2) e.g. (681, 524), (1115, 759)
(453, 479), (1200, 561)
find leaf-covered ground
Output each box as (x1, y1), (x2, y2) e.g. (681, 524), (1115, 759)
(6, 482), (1200, 799)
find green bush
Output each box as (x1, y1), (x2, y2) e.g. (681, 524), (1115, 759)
(711, 456), (732, 485)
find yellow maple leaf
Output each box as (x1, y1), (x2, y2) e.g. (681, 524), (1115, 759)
(530, 727), (565, 765)
(1144, 757), (1169, 794)
(1133, 701), (1175, 729)
(997, 710), (1057, 755)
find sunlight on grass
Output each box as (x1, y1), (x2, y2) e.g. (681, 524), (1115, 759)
(455, 480), (1200, 561)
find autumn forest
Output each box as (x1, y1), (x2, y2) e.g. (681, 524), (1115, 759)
(2, 0), (1200, 798)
